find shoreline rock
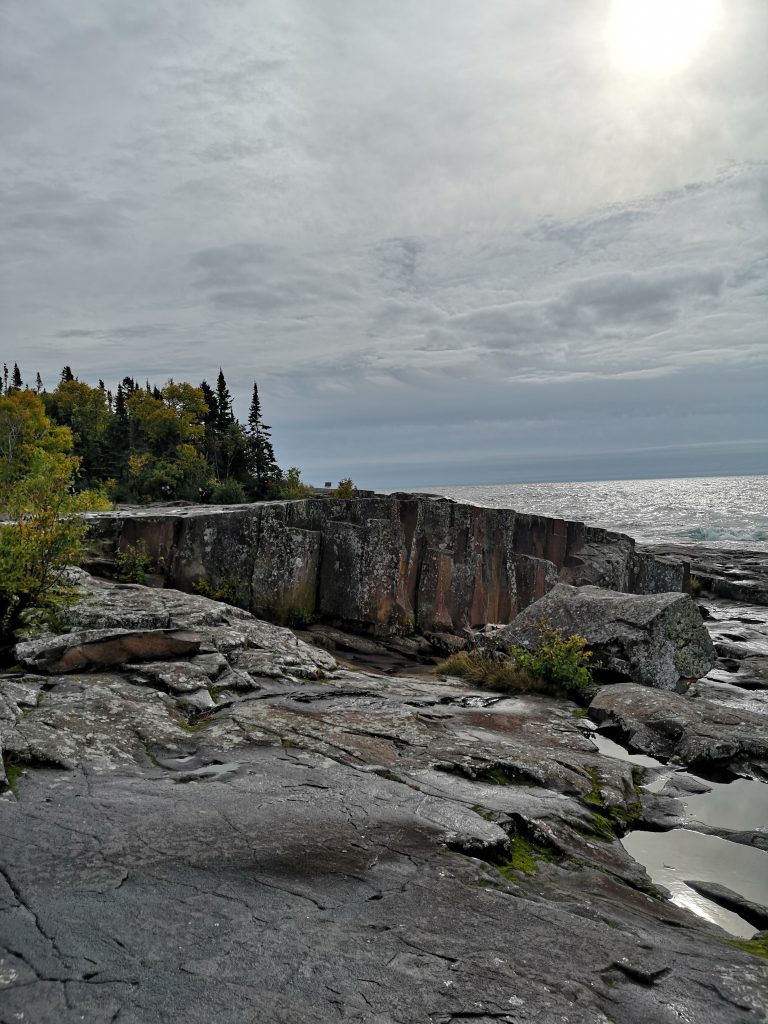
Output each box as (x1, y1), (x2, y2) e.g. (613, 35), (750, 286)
(1, 559), (767, 1021)
(83, 495), (687, 636)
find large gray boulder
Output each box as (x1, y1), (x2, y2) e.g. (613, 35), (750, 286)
(489, 583), (715, 689)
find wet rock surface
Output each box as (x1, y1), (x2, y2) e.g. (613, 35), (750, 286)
(683, 882), (768, 931)
(589, 682), (768, 780)
(483, 583), (715, 689)
(1, 574), (767, 1023)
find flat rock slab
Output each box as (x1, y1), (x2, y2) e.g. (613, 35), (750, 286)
(16, 628), (205, 673)
(2, 751), (766, 1024)
(589, 683), (768, 778)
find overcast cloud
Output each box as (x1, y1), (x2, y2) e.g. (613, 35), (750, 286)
(1, 0), (766, 486)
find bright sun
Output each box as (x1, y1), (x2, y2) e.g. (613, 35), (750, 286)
(609, 0), (720, 74)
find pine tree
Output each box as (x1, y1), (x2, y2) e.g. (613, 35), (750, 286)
(97, 379), (105, 392)
(246, 381), (279, 497)
(60, 365), (74, 383)
(35, 372), (44, 394)
(199, 381), (218, 426)
(10, 363), (23, 392)
(215, 369), (234, 431)
(114, 383), (127, 418)
(2, 364), (8, 393)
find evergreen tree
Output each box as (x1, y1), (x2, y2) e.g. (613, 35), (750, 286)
(10, 363), (23, 393)
(35, 372), (44, 394)
(2, 364), (8, 393)
(114, 384), (127, 418)
(199, 381), (218, 426)
(215, 369), (233, 430)
(246, 381), (279, 497)
(60, 366), (74, 383)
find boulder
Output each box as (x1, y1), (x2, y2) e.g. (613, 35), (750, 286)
(487, 583), (714, 689)
(16, 628), (204, 674)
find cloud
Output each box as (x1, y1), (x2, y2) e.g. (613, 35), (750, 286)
(1, 1), (766, 485)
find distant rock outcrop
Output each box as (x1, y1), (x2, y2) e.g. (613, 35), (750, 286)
(84, 495), (686, 636)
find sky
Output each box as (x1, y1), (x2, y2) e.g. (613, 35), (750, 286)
(1, 0), (766, 488)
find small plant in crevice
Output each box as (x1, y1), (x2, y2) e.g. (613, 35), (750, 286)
(286, 606), (316, 629)
(436, 624), (595, 700)
(192, 576), (248, 608)
(114, 542), (156, 584)
(1, 758), (24, 794)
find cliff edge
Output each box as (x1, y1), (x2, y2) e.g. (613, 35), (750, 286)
(84, 495), (686, 635)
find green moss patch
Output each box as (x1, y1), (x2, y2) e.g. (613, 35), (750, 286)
(727, 935), (768, 960)
(494, 835), (562, 879)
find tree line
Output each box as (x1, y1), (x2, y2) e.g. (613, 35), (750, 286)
(0, 362), (313, 504)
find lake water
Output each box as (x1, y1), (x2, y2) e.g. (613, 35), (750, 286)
(421, 475), (768, 550)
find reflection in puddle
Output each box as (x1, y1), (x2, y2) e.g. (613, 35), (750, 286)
(589, 730), (768, 937)
(685, 777), (768, 832)
(622, 830), (766, 939)
(589, 732), (665, 769)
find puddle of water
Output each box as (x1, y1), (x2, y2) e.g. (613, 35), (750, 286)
(622, 830), (765, 939)
(590, 729), (768, 937)
(685, 777), (768, 832)
(589, 732), (667, 770)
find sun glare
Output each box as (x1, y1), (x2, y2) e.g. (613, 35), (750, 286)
(609, 0), (720, 74)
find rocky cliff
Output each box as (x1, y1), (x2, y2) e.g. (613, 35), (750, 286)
(84, 495), (686, 635)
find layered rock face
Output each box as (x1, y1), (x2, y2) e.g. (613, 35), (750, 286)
(84, 495), (686, 636)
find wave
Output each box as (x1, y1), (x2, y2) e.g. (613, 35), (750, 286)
(678, 527), (768, 543)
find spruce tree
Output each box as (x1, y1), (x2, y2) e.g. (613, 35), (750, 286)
(114, 383), (127, 418)
(35, 372), (43, 393)
(60, 365), (74, 383)
(215, 369), (234, 430)
(246, 381), (278, 497)
(10, 363), (22, 392)
(199, 381), (218, 426)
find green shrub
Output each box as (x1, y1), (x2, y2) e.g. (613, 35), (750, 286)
(114, 542), (156, 584)
(437, 626), (594, 699)
(0, 451), (110, 641)
(515, 626), (593, 696)
(277, 467), (314, 500)
(210, 479), (247, 504)
(332, 477), (357, 498)
(192, 576), (247, 608)
(286, 606), (316, 628)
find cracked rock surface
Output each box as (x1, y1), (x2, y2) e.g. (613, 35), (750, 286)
(1, 573), (766, 1023)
